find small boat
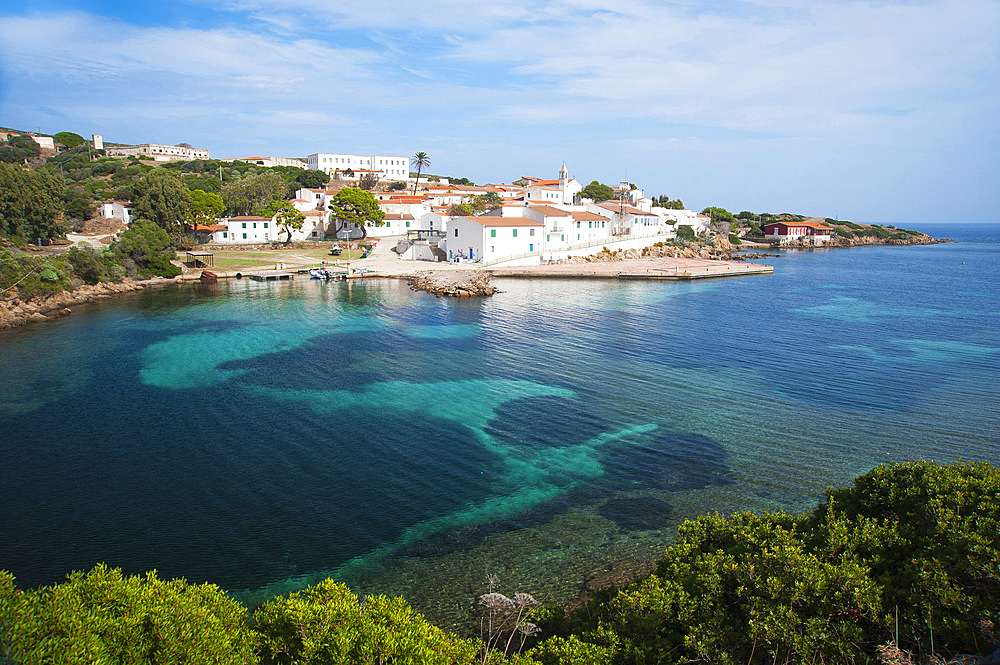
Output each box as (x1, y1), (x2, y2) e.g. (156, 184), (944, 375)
(200, 270), (218, 281)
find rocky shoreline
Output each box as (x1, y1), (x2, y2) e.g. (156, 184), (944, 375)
(0, 278), (178, 330)
(409, 270), (496, 297)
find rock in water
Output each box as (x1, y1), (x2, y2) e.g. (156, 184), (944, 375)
(409, 270), (496, 297)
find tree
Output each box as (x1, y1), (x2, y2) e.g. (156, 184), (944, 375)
(0, 134), (41, 164)
(0, 163), (67, 241)
(388, 180), (407, 191)
(581, 180), (615, 202)
(701, 206), (735, 225)
(411, 151), (430, 194)
(111, 218), (181, 278)
(357, 172), (379, 190)
(294, 169), (329, 189)
(131, 170), (192, 233)
(0, 564), (256, 664)
(449, 203), (473, 216)
(188, 189), (224, 223)
(53, 132), (86, 149)
(267, 200), (306, 244)
(221, 171), (285, 216)
(327, 187), (385, 240)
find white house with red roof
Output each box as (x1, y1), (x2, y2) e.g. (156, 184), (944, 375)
(764, 220), (833, 244)
(442, 212), (544, 264)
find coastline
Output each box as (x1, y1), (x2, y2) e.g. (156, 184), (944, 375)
(0, 230), (950, 330)
(0, 277), (179, 330)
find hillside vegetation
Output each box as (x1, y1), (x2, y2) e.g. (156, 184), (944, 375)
(2, 461), (998, 664)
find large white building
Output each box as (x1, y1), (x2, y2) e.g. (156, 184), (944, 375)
(235, 156), (308, 168)
(106, 143), (210, 161)
(308, 153), (408, 181)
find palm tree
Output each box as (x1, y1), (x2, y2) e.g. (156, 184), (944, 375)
(411, 151), (430, 195)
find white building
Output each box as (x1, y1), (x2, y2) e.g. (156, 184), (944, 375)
(442, 215), (544, 263)
(308, 153), (408, 180)
(236, 156), (308, 168)
(523, 164), (583, 204)
(106, 143), (210, 161)
(99, 201), (133, 225)
(212, 216), (276, 244)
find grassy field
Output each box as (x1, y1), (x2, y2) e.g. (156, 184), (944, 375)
(177, 245), (365, 272)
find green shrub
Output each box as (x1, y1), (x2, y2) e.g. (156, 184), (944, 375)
(728, 233), (741, 245)
(0, 564), (256, 664)
(675, 225), (696, 242)
(253, 579), (479, 665)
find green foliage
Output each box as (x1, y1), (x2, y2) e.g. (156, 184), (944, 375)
(538, 461), (1000, 665)
(0, 250), (74, 298)
(189, 189), (225, 224)
(0, 564), (255, 665)
(835, 226), (855, 238)
(581, 181), (616, 202)
(675, 225), (696, 242)
(357, 172), (379, 190)
(450, 177), (475, 186)
(654, 195), (685, 209)
(66, 247), (111, 285)
(272, 201), (306, 243)
(53, 132), (86, 149)
(813, 460), (1000, 656)
(328, 187), (385, 240)
(728, 233), (742, 245)
(253, 579), (478, 665)
(131, 170), (192, 233)
(222, 172), (286, 216)
(449, 203), (473, 216)
(388, 180), (407, 191)
(0, 163), (68, 241)
(62, 186), (94, 222)
(0, 135), (42, 164)
(411, 152), (431, 194)
(294, 169), (329, 190)
(111, 219), (181, 279)
(528, 634), (616, 665)
(701, 206), (735, 224)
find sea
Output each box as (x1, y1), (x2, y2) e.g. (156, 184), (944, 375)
(1, 222), (997, 630)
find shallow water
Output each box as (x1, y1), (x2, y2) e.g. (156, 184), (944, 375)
(1, 222), (997, 630)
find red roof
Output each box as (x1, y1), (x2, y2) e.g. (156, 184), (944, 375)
(766, 221), (832, 231)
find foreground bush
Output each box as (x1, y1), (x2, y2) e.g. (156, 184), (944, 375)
(0, 564), (255, 664)
(535, 460), (1000, 664)
(253, 579), (480, 665)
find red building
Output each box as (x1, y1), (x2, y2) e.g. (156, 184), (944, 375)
(764, 220), (833, 244)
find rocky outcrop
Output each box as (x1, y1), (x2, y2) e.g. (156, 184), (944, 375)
(409, 270), (496, 297)
(0, 278), (177, 329)
(567, 239), (737, 263)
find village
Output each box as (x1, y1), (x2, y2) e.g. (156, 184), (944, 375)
(88, 141), (833, 270)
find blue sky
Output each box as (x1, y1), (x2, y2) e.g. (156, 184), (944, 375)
(1, 0), (998, 223)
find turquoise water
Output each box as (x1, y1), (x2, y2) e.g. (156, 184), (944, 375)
(1, 222), (997, 629)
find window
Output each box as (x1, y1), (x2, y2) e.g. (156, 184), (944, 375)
(491, 229), (496, 237)
(577, 234), (580, 240)
(253, 223), (257, 229)
(561, 234), (565, 241)
(512, 229), (517, 237)
(490, 246), (494, 253)
(529, 243), (533, 252)
(222, 232), (227, 238)
(405, 221), (410, 228)
(546, 234), (550, 241)
(529, 228), (535, 236)
(242, 222), (247, 228)
(576, 221), (581, 228)
(242, 233), (247, 239)
(454, 228), (459, 237)
(263, 223), (268, 228)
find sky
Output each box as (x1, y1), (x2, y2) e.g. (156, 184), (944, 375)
(1, 0), (998, 223)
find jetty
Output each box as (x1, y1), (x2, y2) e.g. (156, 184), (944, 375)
(488, 257), (773, 280)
